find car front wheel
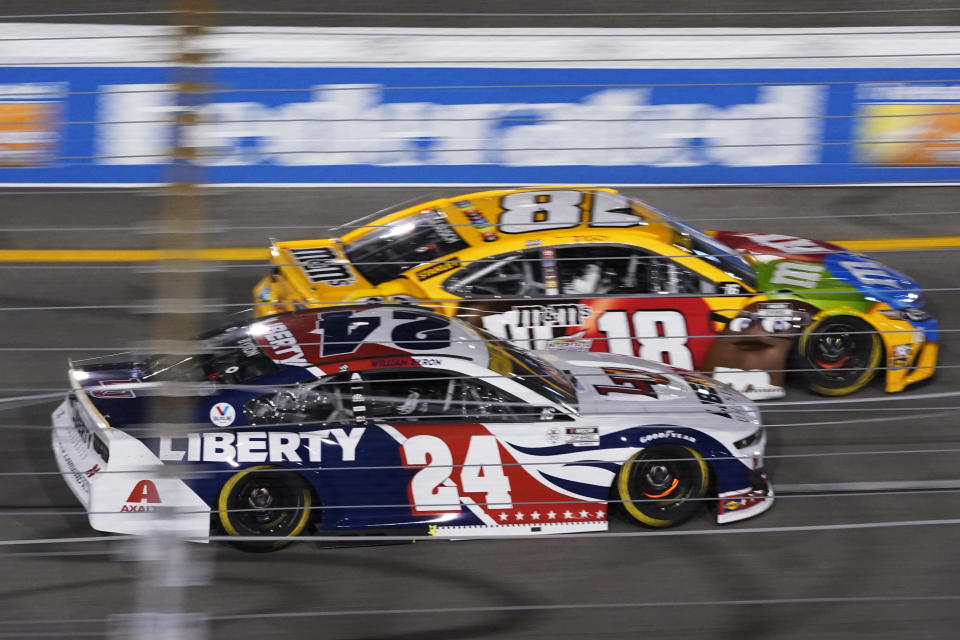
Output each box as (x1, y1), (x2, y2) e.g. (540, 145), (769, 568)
(616, 445), (709, 527)
(798, 315), (883, 396)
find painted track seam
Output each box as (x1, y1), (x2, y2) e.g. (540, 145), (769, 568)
(2, 236), (960, 262)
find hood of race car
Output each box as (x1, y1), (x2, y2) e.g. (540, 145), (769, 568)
(713, 231), (924, 310)
(536, 351), (760, 427)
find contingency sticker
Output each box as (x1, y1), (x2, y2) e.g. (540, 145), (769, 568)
(548, 426), (600, 447)
(210, 402), (236, 427)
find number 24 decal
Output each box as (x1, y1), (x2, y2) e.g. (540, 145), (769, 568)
(316, 309), (451, 357)
(401, 435), (512, 513)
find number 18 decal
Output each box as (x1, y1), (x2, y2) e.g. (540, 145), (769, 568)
(597, 309), (694, 369)
(401, 434), (513, 513)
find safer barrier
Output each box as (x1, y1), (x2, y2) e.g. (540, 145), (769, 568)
(1, 25), (959, 185)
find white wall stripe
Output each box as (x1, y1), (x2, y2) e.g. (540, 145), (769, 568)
(0, 24), (958, 68)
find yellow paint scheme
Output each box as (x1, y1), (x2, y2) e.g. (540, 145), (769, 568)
(254, 186), (757, 318)
(797, 303), (936, 394)
(252, 186), (935, 395)
(799, 308), (884, 396)
(861, 303), (937, 393)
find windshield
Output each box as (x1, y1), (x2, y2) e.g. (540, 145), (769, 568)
(140, 354), (206, 383)
(633, 201), (757, 289)
(477, 327), (579, 411)
(343, 209), (469, 285)
(141, 328), (281, 384)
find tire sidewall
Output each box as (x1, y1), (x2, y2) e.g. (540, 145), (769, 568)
(218, 465), (313, 552)
(798, 314), (882, 396)
(616, 444), (709, 528)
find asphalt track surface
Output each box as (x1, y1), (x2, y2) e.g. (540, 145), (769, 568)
(1, 184), (960, 640)
(3, 1), (960, 638)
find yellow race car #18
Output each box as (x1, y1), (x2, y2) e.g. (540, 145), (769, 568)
(253, 187), (938, 399)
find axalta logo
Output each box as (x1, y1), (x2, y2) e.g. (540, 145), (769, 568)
(121, 479), (161, 512)
(97, 84), (825, 168)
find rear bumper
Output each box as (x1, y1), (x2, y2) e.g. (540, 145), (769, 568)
(51, 394), (211, 540)
(51, 398), (94, 510)
(253, 273), (299, 318)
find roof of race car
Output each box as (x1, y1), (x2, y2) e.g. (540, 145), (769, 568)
(237, 305), (495, 372)
(226, 305), (578, 404)
(268, 187), (699, 288)
(338, 186), (674, 246)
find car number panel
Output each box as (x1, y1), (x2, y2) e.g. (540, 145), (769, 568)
(467, 296), (717, 371)
(313, 422), (609, 534)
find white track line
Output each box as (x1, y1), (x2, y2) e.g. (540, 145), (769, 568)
(5, 518), (960, 547)
(779, 480), (960, 493)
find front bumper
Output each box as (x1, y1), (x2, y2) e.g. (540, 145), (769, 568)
(884, 338), (938, 393)
(716, 468), (774, 524)
(871, 309), (939, 393)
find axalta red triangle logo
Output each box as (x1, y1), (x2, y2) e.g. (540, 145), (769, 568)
(120, 479), (161, 512)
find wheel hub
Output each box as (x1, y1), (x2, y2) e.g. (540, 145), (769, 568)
(248, 486), (274, 509)
(639, 462), (682, 499)
(814, 330), (856, 369)
(645, 464), (672, 488)
(819, 335), (849, 358)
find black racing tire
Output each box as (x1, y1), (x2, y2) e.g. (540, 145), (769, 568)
(616, 445), (710, 528)
(797, 315), (883, 396)
(218, 465), (313, 552)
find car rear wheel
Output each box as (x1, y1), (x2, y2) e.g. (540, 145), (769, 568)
(616, 445), (709, 527)
(798, 315), (882, 396)
(218, 465), (313, 552)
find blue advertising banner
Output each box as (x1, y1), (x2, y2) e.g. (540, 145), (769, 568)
(0, 66), (959, 184)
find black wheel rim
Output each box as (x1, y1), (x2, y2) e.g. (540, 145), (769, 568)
(229, 475), (306, 537)
(809, 321), (874, 386)
(631, 454), (696, 512)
